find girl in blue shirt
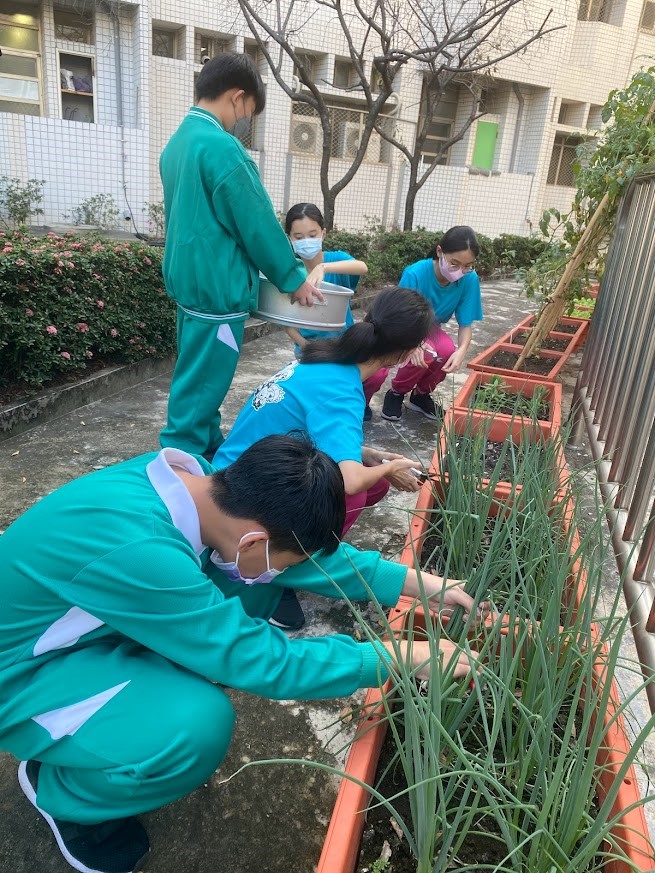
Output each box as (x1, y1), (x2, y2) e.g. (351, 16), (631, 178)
(381, 225), (484, 422)
(283, 202), (389, 421)
(214, 286), (433, 628)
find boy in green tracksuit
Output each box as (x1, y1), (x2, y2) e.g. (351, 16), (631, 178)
(159, 53), (319, 457)
(0, 433), (477, 873)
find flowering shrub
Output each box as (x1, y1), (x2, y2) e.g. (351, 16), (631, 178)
(0, 231), (175, 392)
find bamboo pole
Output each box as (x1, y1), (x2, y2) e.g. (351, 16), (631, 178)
(514, 97), (655, 370)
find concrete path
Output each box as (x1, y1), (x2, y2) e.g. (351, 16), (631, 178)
(0, 281), (650, 872)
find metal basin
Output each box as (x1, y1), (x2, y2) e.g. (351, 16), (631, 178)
(253, 277), (354, 331)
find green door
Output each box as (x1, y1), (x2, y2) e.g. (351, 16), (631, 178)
(472, 121), (498, 171)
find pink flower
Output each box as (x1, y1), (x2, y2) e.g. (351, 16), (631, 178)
(15, 258), (26, 266)
(138, 321), (146, 328)
(70, 242), (83, 250)
(110, 328), (118, 337)
(56, 260), (64, 267)
(60, 351), (71, 360)
(76, 322), (89, 333)
(86, 351), (93, 358)
(25, 308), (33, 316)
(54, 268), (62, 275)
(114, 246), (123, 253)
(3, 245), (13, 253)
(46, 325), (58, 335)
(92, 243), (104, 251)
(67, 261), (75, 268)
(96, 299), (105, 308)
(62, 250), (72, 257)
(143, 257), (152, 266)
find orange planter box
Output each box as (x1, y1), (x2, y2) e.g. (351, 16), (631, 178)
(452, 371), (563, 439)
(468, 340), (568, 381)
(317, 464), (653, 873)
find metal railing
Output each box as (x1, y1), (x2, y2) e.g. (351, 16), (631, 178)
(571, 168), (655, 712)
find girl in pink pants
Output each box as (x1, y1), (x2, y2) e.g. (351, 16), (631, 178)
(381, 226), (484, 423)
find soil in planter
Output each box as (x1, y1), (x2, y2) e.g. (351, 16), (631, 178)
(471, 386), (551, 420)
(446, 435), (529, 481)
(553, 321), (578, 334)
(511, 332), (570, 352)
(487, 349), (558, 375)
(357, 731), (508, 872)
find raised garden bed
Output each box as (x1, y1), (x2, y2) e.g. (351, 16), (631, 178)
(317, 468), (654, 873)
(468, 341), (567, 381)
(453, 371), (562, 440)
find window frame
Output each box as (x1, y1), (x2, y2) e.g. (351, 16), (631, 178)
(53, 7), (94, 45)
(640, 0), (655, 32)
(152, 25), (182, 60)
(58, 49), (96, 124)
(417, 81), (459, 166)
(547, 133), (585, 187)
(0, 12), (43, 115)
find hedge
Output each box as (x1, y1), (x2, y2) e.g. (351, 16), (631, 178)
(0, 232), (175, 393)
(325, 228), (547, 287)
(0, 228), (547, 396)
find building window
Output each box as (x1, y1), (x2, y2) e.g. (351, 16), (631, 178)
(578, 0), (614, 22)
(293, 51), (316, 82)
(640, 1), (655, 32)
(334, 59), (356, 89)
(244, 40), (264, 72)
(153, 25), (184, 59)
(289, 101), (391, 163)
(54, 8), (94, 44)
(547, 134), (585, 186)
(195, 32), (231, 65)
(418, 82), (458, 165)
(0, 7), (41, 115)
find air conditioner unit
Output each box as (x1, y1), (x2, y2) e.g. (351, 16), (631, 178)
(339, 121), (381, 163)
(290, 116), (322, 157)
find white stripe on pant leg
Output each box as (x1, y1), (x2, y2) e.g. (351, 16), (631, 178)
(32, 682), (131, 740)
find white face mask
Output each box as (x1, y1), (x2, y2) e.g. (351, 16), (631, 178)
(292, 237), (323, 259)
(210, 531), (283, 586)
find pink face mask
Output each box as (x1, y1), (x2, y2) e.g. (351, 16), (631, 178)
(439, 254), (464, 283)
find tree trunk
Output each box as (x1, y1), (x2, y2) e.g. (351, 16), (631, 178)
(403, 160), (420, 231)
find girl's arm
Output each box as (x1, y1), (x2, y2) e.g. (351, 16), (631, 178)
(307, 259), (368, 287)
(338, 458), (416, 495)
(284, 327), (307, 348)
(442, 324), (472, 373)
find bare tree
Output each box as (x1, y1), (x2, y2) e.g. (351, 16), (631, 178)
(232, 0), (562, 229)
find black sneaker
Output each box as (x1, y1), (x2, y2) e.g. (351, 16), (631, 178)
(18, 760), (150, 873)
(363, 404), (373, 422)
(269, 588), (306, 630)
(381, 390), (404, 421)
(406, 391), (444, 421)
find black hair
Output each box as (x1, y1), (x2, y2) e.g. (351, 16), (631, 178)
(195, 52), (266, 114)
(285, 202), (325, 234)
(210, 433), (345, 556)
(300, 286), (432, 366)
(434, 225), (480, 259)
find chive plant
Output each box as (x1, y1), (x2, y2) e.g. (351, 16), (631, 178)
(220, 402), (655, 872)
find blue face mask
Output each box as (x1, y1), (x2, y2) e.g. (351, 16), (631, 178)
(292, 237), (323, 260)
(210, 531), (283, 586)
(229, 96), (251, 140)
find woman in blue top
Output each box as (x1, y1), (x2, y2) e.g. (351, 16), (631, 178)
(283, 203), (389, 421)
(214, 286), (433, 629)
(381, 225), (484, 423)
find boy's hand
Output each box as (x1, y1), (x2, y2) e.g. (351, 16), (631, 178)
(384, 639), (477, 680)
(291, 280), (324, 305)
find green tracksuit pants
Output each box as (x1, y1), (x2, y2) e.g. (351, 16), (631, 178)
(160, 308), (245, 456)
(7, 638), (235, 824)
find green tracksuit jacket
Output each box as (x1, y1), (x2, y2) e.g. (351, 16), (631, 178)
(160, 106), (307, 317)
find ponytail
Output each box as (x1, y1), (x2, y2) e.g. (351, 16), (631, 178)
(300, 286), (432, 366)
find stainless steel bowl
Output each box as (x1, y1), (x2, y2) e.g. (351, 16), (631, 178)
(253, 277), (354, 331)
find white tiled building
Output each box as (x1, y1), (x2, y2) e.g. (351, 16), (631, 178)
(1, 0), (654, 235)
